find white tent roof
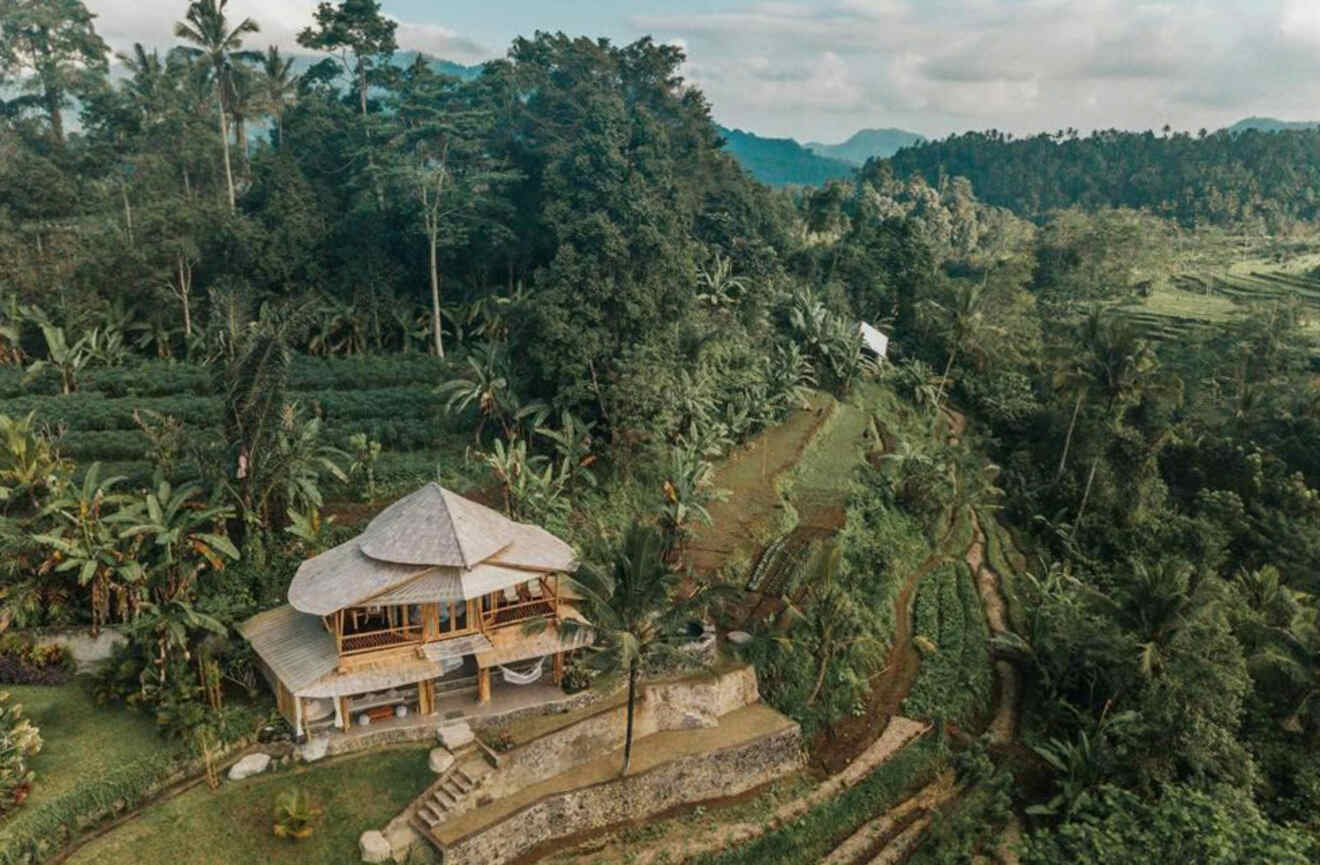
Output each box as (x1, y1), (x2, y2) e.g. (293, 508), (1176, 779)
(859, 321), (889, 358)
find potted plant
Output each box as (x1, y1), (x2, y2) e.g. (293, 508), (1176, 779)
(272, 787), (323, 840)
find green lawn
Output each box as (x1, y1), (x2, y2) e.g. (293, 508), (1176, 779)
(68, 746), (435, 865)
(2, 681), (183, 817)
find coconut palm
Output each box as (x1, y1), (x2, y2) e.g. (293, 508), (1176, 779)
(257, 45), (297, 147)
(557, 523), (709, 775)
(173, 0), (260, 211)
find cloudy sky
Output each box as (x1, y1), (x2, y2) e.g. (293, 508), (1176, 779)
(87, 0), (1320, 143)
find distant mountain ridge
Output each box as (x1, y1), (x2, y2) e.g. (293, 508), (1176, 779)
(1225, 117), (1320, 133)
(716, 126), (857, 187)
(804, 128), (925, 166)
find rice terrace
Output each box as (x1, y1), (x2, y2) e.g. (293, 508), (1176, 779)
(2, 0), (1320, 864)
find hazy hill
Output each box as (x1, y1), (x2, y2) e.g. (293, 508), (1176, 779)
(1225, 116), (1320, 133)
(717, 126), (856, 187)
(804, 128), (925, 166)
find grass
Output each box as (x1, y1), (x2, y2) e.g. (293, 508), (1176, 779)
(2, 681), (185, 819)
(67, 746), (435, 865)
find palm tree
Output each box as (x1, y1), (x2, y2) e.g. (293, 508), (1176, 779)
(558, 523), (706, 775)
(1088, 558), (1220, 678)
(1245, 607), (1320, 735)
(173, 0), (260, 211)
(923, 278), (1000, 421)
(257, 45), (297, 147)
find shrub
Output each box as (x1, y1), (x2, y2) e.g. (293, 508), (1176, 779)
(0, 691), (42, 816)
(0, 636), (75, 685)
(272, 787), (323, 841)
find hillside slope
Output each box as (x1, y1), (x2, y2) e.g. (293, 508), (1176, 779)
(804, 128), (925, 165)
(717, 126), (856, 187)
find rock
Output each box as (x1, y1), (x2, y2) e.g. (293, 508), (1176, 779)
(726, 630), (753, 646)
(436, 721), (474, 750)
(359, 830), (391, 863)
(428, 747), (455, 774)
(384, 824), (419, 863)
(298, 735), (329, 763)
(227, 752), (271, 781)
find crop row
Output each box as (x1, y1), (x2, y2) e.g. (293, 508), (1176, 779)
(903, 561), (993, 727)
(8, 386), (444, 434)
(0, 354), (452, 399)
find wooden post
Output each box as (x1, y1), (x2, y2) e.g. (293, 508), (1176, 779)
(554, 573), (561, 620)
(553, 651), (564, 686)
(419, 679), (435, 716)
(477, 666), (491, 704)
(337, 696), (350, 730)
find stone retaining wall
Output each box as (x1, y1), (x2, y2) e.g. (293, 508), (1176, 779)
(443, 722), (804, 865)
(30, 627), (126, 672)
(483, 665), (760, 800)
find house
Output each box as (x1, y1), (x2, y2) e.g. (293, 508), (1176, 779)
(238, 483), (589, 739)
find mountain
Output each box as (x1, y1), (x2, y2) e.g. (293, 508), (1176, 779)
(717, 126), (856, 187)
(1225, 117), (1320, 134)
(804, 128), (925, 166)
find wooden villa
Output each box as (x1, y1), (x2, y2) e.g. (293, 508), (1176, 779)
(238, 483), (589, 739)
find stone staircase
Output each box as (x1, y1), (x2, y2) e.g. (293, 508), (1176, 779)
(412, 752), (492, 833)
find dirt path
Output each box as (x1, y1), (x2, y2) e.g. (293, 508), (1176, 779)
(686, 396), (835, 576)
(821, 771), (958, 865)
(965, 510), (1020, 744)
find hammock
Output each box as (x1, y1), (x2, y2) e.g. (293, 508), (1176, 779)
(498, 657), (545, 686)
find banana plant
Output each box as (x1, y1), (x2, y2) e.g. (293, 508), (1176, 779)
(24, 323), (90, 394)
(0, 412), (68, 511)
(112, 479), (238, 604)
(31, 463), (134, 630)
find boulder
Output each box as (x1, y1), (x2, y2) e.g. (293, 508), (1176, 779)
(428, 747), (455, 774)
(436, 721), (474, 750)
(726, 630), (753, 646)
(227, 752), (271, 781)
(298, 735), (330, 763)
(384, 824), (420, 863)
(359, 830), (391, 863)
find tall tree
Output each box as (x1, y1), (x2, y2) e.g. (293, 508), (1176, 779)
(561, 523), (703, 775)
(0, 0), (109, 146)
(256, 45), (297, 146)
(173, 0), (259, 211)
(296, 0), (396, 117)
(386, 59), (511, 357)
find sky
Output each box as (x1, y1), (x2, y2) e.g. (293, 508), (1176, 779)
(86, 0), (1320, 143)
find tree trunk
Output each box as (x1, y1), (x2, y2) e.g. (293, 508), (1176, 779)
(43, 79), (64, 146)
(932, 346), (958, 430)
(429, 230), (444, 358)
(121, 184), (134, 245)
(217, 90), (236, 211)
(358, 65), (368, 116)
(622, 661), (638, 776)
(1056, 389), (1084, 480)
(177, 255), (193, 338)
(806, 639), (832, 707)
(1072, 456), (1100, 540)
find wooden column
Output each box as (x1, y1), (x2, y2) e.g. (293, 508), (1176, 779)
(337, 696), (350, 730)
(419, 679), (435, 716)
(553, 651), (564, 686)
(477, 666), (491, 704)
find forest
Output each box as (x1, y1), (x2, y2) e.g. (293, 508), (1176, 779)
(3, 0), (1320, 863)
(888, 126), (1320, 231)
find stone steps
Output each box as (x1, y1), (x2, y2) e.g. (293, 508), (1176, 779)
(413, 758), (490, 831)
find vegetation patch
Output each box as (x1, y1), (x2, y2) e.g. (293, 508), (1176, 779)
(902, 562), (993, 729)
(65, 746), (434, 865)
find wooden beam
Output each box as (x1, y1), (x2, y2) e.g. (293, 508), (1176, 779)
(477, 666), (491, 704)
(419, 678), (435, 716)
(553, 651), (564, 686)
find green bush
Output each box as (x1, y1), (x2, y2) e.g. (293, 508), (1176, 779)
(903, 562), (992, 728)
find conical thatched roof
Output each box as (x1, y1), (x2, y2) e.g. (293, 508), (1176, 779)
(359, 483), (511, 567)
(286, 483), (576, 616)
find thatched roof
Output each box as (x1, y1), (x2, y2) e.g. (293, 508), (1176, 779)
(359, 483), (510, 567)
(287, 483), (577, 616)
(239, 604), (495, 698)
(239, 605), (339, 694)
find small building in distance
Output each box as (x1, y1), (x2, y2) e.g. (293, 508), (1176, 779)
(239, 482), (588, 739)
(859, 321), (889, 358)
